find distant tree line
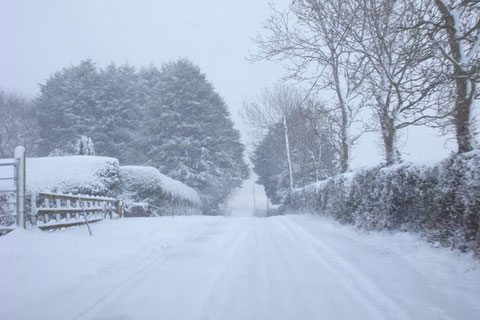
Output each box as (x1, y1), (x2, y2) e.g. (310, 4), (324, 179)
(245, 0), (479, 204)
(0, 59), (248, 213)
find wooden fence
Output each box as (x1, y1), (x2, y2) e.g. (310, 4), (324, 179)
(0, 146), (122, 234)
(31, 192), (122, 231)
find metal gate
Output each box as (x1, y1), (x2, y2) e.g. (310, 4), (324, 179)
(0, 146), (26, 235)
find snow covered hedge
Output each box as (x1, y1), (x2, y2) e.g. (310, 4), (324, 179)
(27, 156), (121, 197)
(22, 156), (202, 217)
(284, 151), (480, 254)
(120, 166), (202, 217)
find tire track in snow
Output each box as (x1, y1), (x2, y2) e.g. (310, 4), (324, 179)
(253, 218), (375, 320)
(275, 216), (413, 320)
(67, 219), (229, 320)
(75, 218), (253, 320)
(200, 220), (282, 320)
(10, 219), (226, 320)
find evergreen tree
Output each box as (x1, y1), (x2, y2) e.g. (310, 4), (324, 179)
(33, 60), (143, 162)
(32, 58), (249, 212)
(75, 135), (95, 155)
(34, 59), (100, 155)
(134, 65), (164, 165)
(144, 59), (248, 212)
(96, 63), (142, 162)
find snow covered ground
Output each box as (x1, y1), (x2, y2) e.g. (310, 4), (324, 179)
(1, 215), (479, 320)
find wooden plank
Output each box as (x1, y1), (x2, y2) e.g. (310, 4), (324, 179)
(38, 218), (103, 231)
(0, 161), (16, 166)
(37, 192), (117, 202)
(36, 208), (105, 214)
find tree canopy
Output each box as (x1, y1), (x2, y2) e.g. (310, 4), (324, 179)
(31, 58), (248, 213)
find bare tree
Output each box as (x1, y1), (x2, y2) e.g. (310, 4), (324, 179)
(0, 89), (38, 158)
(411, 0), (480, 153)
(242, 84), (305, 190)
(344, 0), (443, 164)
(301, 97), (348, 173)
(251, 0), (366, 172)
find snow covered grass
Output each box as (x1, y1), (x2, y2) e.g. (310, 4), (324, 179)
(27, 156), (120, 196)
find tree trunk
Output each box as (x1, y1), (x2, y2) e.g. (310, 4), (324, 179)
(332, 63), (350, 173)
(383, 130), (398, 165)
(380, 112), (399, 165)
(454, 74), (477, 153)
(435, 0), (478, 153)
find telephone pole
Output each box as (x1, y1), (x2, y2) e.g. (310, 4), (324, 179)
(253, 184), (257, 216)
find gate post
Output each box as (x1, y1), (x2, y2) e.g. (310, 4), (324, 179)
(14, 146), (26, 229)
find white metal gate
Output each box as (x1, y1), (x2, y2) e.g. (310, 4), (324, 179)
(0, 146), (26, 234)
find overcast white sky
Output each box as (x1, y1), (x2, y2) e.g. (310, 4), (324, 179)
(1, 0), (457, 215)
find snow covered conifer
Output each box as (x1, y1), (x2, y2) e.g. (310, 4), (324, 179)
(75, 135), (95, 155)
(33, 60), (144, 161)
(34, 59), (100, 156)
(96, 63), (142, 162)
(144, 59), (248, 213)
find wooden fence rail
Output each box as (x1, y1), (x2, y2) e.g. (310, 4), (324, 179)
(1, 147), (123, 234)
(31, 192), (122, 231)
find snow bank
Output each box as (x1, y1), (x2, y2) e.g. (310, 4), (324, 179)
(26, 156), (120, 196)
(120, 165), (201, 206)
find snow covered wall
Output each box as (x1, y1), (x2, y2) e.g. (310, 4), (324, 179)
(120, 165), (201, 216)
(26, 156), (121, 197)
(284, 151), (480, 254)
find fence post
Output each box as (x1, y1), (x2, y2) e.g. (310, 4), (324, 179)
(14, 146), (26, 229)
(115, 200), (123, 218)
(30, 192), (37, 226)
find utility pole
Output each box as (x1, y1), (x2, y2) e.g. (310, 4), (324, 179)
(252, 184), (257, 216)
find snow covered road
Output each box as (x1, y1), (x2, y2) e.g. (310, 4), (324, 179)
(1, 215), (479, 320)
